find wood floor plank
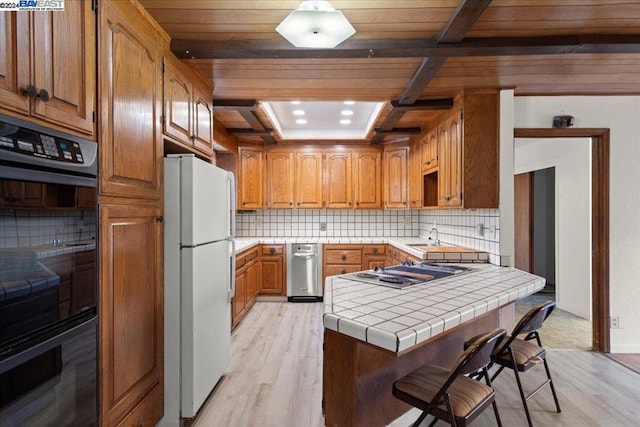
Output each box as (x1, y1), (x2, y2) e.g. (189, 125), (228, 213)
(193, 302), (640, 427)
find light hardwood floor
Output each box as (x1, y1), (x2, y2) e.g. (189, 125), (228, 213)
(194, 302), (640, 427)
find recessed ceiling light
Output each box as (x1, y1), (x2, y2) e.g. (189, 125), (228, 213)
(341, 110), (354, 116)
(291, 101), (301, 105)
(296, 119), (307, 124)
(340, 119), (351, 125)
(344, 100), (355, 105)
(293, 109), (306, 116)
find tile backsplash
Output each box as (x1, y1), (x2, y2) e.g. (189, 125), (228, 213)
(419, 208), (501, 265)
(236, 209), (421, 238)
(0, 209), (97, 249)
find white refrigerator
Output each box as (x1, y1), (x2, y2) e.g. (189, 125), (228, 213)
(160, 154), (236, 426)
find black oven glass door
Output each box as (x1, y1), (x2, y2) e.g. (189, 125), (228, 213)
(0, 176), (97, 355)
(0, 317), (97, 426)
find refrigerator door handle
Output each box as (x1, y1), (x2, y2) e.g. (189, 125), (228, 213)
(227, 172), (237, 238)
(229, 239), (236, 301)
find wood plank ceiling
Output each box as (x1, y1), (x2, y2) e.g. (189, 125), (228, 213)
(139, 0), (640, 145)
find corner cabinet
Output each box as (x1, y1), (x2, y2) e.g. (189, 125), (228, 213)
(163, 53), (214, 158)
(238, 147), (264, 210)
(383, 146), (409, 209)
(98, 0), (167, 425)
(0, 0), (96, 138)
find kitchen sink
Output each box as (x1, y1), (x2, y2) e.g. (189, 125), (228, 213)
(61, 240), (95, 247)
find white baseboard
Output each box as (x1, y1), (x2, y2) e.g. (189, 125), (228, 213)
(609, 344), (640, 353)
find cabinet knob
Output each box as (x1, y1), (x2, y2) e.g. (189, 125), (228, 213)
(37, 89), (50, 103)
(297, 202), (300, 206)
(22, 85), (37, 99)
(348, 201), (352, 206)
(289, 202), (293, 206)
(341, 255), (347, 261)
(372, 248), (378, 254)
(341, 269), (347, 274)
(270, 247), (275, 253)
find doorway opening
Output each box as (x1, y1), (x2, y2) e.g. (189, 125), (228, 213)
(514, 128), (609, 353)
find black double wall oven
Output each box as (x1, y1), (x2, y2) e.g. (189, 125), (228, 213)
(0, 114), (98, 426)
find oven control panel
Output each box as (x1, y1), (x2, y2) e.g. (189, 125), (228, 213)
(0, 130), (85, 164)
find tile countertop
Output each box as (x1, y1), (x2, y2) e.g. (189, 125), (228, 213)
(234, 237), (489, 263)
(0, 241), (97, 259)
(322, 264), (545, 353)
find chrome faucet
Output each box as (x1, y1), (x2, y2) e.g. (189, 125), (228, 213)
(429, 227), (441, 246)
(52, 228), (61, 246)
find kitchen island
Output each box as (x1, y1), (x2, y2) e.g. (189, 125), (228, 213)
(322, 264), (545, 427)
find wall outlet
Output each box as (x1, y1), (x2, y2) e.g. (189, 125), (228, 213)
(254, 218), (262, 227)
(403, 217), (411, 226)
(610, 316), (619, 329)
(320, 222), (327, 231)
(476, 223), (484, 236)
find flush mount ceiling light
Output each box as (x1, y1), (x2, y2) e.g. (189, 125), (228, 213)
(276, 1), (356, 48)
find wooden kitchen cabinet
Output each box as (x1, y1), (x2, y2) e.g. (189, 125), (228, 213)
(99, 203), (163, 427)
(238, 147), (264, 210)
(353, 152), (382, 209)
(266, 152), (295, 208)
(163, 53), (214, 158)
(0, 1), (96, 138)
(322, 245), (363, 282)
(438, 111), (463, 207)
(363, 245), (387, 270)
(260, 245), (285, 295)
(98, 0), (163, 201)
(432, 91), (499, 209)
(421, 129), (438, 172)
(383, 146), (409, 209)
(97, 1), (168, 425)
(324, 152), (352, 208)
(295, 152), (323, 208)
(408, 139), (422, 208)
(232, 246), (260, 328)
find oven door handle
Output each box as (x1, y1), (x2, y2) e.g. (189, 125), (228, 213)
(0, 316), (97, 375)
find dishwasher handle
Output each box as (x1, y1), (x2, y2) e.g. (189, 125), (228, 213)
(293, 253), (316, 259)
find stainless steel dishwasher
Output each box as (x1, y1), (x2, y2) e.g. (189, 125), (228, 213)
(287, 243), (322, 302)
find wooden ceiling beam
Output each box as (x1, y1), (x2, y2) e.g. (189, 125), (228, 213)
(438, 0), (493, 44)
(172, 34), (640, 60)
(213, 100), (258, 110)
(236, 109), (277, 145)
(226, 128), (273, 137)
(390, 99), (454, 111)
(373, 127), (422, 135)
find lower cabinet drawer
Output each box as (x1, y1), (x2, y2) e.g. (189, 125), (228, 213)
(324, 249), (362, 265)
(324, 264), (362, 277)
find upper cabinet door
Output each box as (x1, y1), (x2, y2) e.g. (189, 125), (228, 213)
(265, 152), (294, 209)
(0, 12), (30, 115)
(99, 0), (163, 200)
(296, 152), (323, 209)
(192, 84), (214, 156)
(238, 147), (264, 209)
(353, 152), (382, 209)
(0, 2), (95, 138)
(31, 0), (95, 136)
(447, 112), (463, 207)
(384, 147), (408, 209)
(163, 55), (193, 144)
(324, 152), (352, 208)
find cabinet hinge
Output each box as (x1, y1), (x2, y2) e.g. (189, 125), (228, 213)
(161, 61), (165, 73)
(322, 342), (325, 351)
(92, 0), (98, 12)
(460, 192), (463, 200)
(92, 111), (96, 123)
(460, 110), (464, 120)
(160, 115), (165, 125)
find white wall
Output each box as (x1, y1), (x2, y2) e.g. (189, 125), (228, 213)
(515, 138), (592, 320)
(514, 96), (640, 353)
